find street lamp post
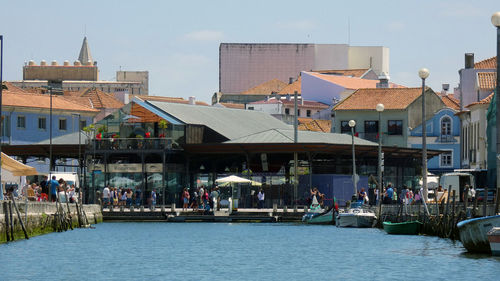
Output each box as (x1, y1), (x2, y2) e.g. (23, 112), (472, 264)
(376, 103), (384, 219)
(492, 12), (500, 208)
(72, 113), (82, 203)
(419, 68), (431, 216)
(419, 68), (430, 199)
(349, 120), (357, 198)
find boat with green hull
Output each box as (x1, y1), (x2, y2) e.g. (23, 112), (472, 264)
(383, 221), (422, 235)
(302, 209), (335, 225)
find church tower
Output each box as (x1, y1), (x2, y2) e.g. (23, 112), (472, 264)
(78, 36), (94, 65)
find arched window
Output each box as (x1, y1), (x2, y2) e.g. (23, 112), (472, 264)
(441, 116), (451, 137)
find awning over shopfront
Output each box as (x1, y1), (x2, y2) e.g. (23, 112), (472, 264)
(1, 152), (39, 176)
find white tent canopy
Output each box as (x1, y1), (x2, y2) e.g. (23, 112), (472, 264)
(1, 152), (39, 177)
(215, 175), (252, 184)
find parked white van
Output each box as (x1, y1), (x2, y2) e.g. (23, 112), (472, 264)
(439, 172), (475, 202)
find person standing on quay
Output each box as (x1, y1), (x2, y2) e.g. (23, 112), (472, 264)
(385, 183), (394, 204)
(150, 189), (157, 210)
(135, 187), (142, 206)
(49, 176), (59, 202)
(257, 189), (265, 209)
(102, 186), (110, 207)
(182, 188), (190, 211)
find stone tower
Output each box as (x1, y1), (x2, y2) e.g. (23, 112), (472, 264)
(78, 36), (93, 65)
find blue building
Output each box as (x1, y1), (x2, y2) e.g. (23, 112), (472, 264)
(409, 100), (461, 175)
(1, 83), (98, 172)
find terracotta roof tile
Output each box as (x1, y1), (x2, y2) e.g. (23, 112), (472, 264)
(298, 119), (331, 133)
(1, 82), (28, 94)
(312, 69), (369, 78)
(334, 87), (433, 111)
(241, 78), (287, 95)
(477, 72), (496, 90)
(277, 77), (301, 95)
(441, 95), (460, 110)
(474, 56), (497, 69)
(2, 90), (99, 112)
(219, 103), (245, 109)
(133, 95), (209, 106)
(304, 72), (404, 90)
(465, 92), (494, 108)
(68, 88), (124, 109)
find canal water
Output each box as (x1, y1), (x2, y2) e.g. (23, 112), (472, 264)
(1, 222), (499, 281)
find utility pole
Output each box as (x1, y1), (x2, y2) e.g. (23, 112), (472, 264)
(293, 91), (298, 207)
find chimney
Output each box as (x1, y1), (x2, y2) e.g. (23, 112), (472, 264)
(376, 72), (390, 88)
(465, 53), (474, 69)
(188, 96), (196, 105)
(289, 77), (294, 84)
(441, 84), (450, 96)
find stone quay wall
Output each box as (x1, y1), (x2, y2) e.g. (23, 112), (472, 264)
(0, 201), (102, 244)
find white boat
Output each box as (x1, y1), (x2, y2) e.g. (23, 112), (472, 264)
(487, 227), (500, 256)
(337, 207), (376, 228)
(457, 215), (500, 253)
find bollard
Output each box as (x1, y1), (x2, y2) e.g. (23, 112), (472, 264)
(273, 203), (278, 213)
(140, 206), (144, 212)
(171, 203), (176, 213)
(294, 205), (298, 213)
(109, 205), (113, 212)
(161, 205), (165, 213)
(120, 206), (124, 212)
(130, 205), (134, 212)
(283, 205), (288, 213)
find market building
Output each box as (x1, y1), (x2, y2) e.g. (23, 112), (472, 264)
(75, 97), (439, 206)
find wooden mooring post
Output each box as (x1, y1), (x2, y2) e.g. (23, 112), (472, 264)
(11, 198), (29, 239)
(8, 201), (14, 241)
(3, 201), (11, 242)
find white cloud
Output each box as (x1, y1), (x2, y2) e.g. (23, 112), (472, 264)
(276, 20), (316, 31)
(183, 30), (224, 41)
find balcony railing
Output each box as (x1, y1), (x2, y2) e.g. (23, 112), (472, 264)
(436, 135), (456, 143)
(88, 138), (179, 151)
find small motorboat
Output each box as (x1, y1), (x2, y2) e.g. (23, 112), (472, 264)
(457, 214), (500, 253)
(487, 227), (500, 256)
(337, 207), (376, 228)
(302, 195), (334, 224)
(383, 221), (422, 235)
(302, 208), (335, 225)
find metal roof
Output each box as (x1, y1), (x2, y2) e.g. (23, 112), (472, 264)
(147, 101), (292, 140)
(37, 131), (89, 145)
(224, 129), (377, 146)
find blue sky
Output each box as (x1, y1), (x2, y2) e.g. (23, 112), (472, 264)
(0, 0), (498, 102)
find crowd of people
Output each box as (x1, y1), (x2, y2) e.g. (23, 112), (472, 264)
(374, 182), (433, 205)
(181, 185), (220, 212)
(101, 186), (157, 209)
(2, 175), (79, 203)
